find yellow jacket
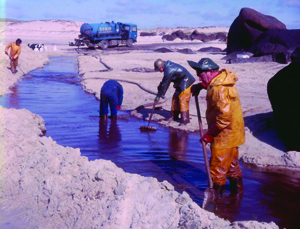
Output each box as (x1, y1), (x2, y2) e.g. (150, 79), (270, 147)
(5, 42), (21, 60)
(206, 69), (245, 149)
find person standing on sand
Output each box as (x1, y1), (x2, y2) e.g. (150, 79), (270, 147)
(154, 59), (195, 125)
(188, 58), (245, 197)
(99, 79), (123, 120)
(5, 38), (22, 74)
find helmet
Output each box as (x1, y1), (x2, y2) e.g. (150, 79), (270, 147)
(154, 59), (165, 71)
(187, 58), (219, 72)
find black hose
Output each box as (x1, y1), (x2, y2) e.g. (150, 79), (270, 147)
(79, 77), (161, 97)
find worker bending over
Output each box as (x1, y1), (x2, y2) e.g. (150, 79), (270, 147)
(100, 80), (123, 120)
(154, 59), (195, 125)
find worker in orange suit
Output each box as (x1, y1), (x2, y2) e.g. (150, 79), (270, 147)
(188, 58), (245, 197)
(5, 38), (22, 74)
(154, 59), (195, 125)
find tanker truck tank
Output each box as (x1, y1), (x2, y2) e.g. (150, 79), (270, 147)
(90, 22), (121, 37)
(80, 23), (93, 38)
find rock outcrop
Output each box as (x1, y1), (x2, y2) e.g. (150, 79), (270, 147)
(227, 8), (286, 54)
(267, 48), (300, 151)
(162, 30), (227, 42)
(249, 29), (300, 63)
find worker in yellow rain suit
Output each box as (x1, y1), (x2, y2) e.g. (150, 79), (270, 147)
(5, 38), (22, 74)
(188, 58), (245, 197)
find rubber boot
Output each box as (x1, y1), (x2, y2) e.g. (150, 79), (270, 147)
(229, 177), (244, 193)
(100, 114), (108, 121)
(227, 178), (244, 210)
(110, 115), (117, 120)
(180, 110), (190, 125)
(11, 66), (16, 74)
(172, 110), (181, 121)
(213, 183), (226, 198)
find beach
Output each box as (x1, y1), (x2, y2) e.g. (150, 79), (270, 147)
(0, 19), (297, 228)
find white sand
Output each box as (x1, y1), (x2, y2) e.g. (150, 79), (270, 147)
(0, 19), (297, 228)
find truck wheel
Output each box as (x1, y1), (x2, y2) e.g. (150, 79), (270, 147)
(126, 39), (133, 47)
(100, 40), (109, 50)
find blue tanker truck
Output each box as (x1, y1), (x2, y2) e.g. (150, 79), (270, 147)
(74, 21), (137, 49)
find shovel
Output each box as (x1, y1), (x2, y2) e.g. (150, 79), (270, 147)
(195, 95), (216, 208)
(139, 99), (157, 131)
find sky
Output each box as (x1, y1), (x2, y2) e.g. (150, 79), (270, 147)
(1, 0), (299, 29)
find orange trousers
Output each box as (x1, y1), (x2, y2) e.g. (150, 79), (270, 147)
(10, 57), (18, 71)
(171, 85), (192, 112)
(210, 147), (242, 185)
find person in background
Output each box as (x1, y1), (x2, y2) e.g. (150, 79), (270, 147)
(154, 59), (195, 125)
(5, 38), (22, 74)
(188, 58), (245, 197)
(99, 80), (123, 120)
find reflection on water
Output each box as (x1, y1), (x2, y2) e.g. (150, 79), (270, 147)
(168, 130), (189, 161)
(98, 119), (122, 154)
(0, 56), (300, 228)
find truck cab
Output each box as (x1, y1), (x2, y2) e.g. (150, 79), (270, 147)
(121, 23), (137, 42)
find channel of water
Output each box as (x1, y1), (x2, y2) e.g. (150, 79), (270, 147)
(1, 56), (299, 228)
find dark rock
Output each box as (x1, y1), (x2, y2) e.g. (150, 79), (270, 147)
(267, 59), (300, 151)
(154, 48), (173, 53)
(162, 29), (227, 42)
(216, 32), (227, 42)
(202, 34), (217, 42)
(190, 30), (206, 41)
(250, 42), (288, 56)
(249, 29), (300, 61)
(176, 48), (196, 54)
(291, 46), (300, 62)
(272, 51), (289, 64)
(162, 34), (177, 41)
(173, 30), (189, 40)
(162, 30), (190, 41)
(198, 47), (223, 52)
(227, 7), (286, 54)
(140, 32), (157, 36)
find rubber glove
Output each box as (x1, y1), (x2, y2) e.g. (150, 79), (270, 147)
(200, 134), (214, 143)
(155, 95), (160, 102)
(200, 124), (221, 144)
(191, 83), (204, 97)
(5, 51), (8, 55)
(116, 106), (121, 110)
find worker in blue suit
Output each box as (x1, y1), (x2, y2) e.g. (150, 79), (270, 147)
(100, 80), (124, 120)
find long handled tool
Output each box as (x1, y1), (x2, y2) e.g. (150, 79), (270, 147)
(7, 55), (26, 75)
(139, 99), (158, 131)
(195, 95), (216, 208)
